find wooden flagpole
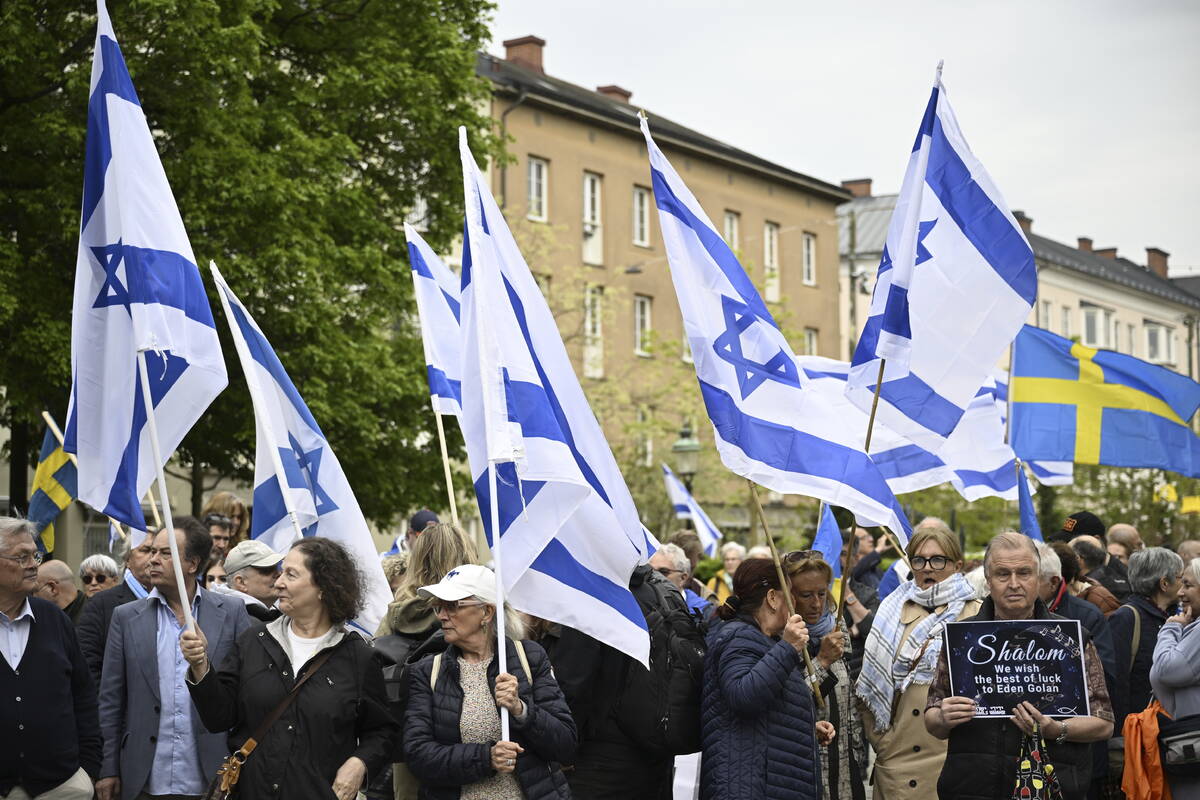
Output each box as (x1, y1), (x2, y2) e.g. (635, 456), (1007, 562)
(432, 403), (460, 527)
(747, 479), (824, 709)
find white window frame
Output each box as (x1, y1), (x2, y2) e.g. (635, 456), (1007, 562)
(1127, 323), (1136, 357)
(527, 156), (548, 221)
(1082, 305), (1101, 348)
(632, 186), (651, 247)
(582, 171), (604, 265)
(803, 327), (819, 356)
(634, 294), (653, 357)
(1103, 309), (1115, 348)
(1040, 300), (1052, 331)
(583, 285), (604, 378)
(763, 222), (781, 302)
(1062, 306), (1072, 338)
(802, 232), (817, 286)
(723, 211), (740, 250)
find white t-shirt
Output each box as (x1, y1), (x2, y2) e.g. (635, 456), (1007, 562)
(286, 623), (325, 675)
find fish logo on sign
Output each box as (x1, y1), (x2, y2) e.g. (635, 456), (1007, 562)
(712, 296), (801, 399)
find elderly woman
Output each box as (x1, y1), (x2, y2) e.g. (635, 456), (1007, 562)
(78, 553), (119, 598)
(786, 551), (866, 800)
(1108, 547), (1185, 728)
(180, 537), (398, 800)
(702, 557), (835, 800)
(404, 564), (576, 799)
(706, 541), (746, 604)
(1151, 556), (1200, 796)
(853, 521), (980, 799)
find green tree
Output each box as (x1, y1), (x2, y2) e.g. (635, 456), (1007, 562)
(0, 0), (499, 524)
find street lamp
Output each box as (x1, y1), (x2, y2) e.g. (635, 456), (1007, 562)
(671, 420), (701, 493)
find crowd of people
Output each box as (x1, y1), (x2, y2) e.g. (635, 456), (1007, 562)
(2, 498), (1199, 800)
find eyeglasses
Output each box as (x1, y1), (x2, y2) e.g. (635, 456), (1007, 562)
(911, 555), (950, 570)
(430, 599), (486, 615)
(81, 574), (111, 585)
(0, 551), (44, 567)
(656, 567), (684, 577)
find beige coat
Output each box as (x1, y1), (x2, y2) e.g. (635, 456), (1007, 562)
(859, 597), (982, 800)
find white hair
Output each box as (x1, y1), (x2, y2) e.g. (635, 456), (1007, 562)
(1035, 542), (1062, 579)
(80, 553), (120, 578)
(721, 542), (747, 559)
(746, 545), (772, 560)
(0, 517), (36, 548)
(1128, 547), (1184, 597)
(655, 543), (690, 575)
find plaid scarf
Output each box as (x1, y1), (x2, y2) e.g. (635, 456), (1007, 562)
(854, 572), (976, 732)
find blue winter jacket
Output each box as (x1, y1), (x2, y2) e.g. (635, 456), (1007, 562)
(701, 618), (820, 800)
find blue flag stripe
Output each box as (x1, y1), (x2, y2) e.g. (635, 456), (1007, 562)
(529, 538), (647, 630)
(426, 366), (462, 405)
(81, 35), (141, 231)
(874, 373), (965, 438)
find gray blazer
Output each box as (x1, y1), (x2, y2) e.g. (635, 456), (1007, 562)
(98, 589), (252, 800)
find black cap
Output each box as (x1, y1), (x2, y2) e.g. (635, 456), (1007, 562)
(1056, 511), (1105, 541)
(409, 509), (439, 534)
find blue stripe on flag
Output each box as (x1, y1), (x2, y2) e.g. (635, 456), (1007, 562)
(473, 461), (547, 545)
(912, 87), (938, 152)
(925, 116), (1037, 305)
(699, 380), (909, 533)
(529, 538), (647, 630)
(441, 289), (461, 323)
(227, 299), (325, 437)
(109, 245), (218, 327)
(880, 283), (912, 339)
(673, 503), (689, 515)
(408, 241), (434, 279)
(955, 462), (1017, 492)
(872, 444), (944, 481)
(251, 474), (290, 536)
(876, 374), (964, 438)
(82, 36), (141, 231)
(650, 167), (779, 330)
(426, 365), (462, 404)
(502, 370), (568, 444)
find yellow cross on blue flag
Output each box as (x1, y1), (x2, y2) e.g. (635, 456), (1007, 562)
(1010, 325), (1200, 475)
(28, 427), (78, 553)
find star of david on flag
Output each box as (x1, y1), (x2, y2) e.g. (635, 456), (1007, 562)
(63, 0), (226, 529)
(212, 265), (391, 635)
(642, 116), (912, 544)
(846, 65), (1037, 453)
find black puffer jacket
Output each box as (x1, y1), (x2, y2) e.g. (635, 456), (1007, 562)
(188, 619), (399, 800)
(405, 639), (576, 800)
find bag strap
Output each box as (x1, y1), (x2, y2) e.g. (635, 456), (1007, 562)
(430, 653), (442, 690)
(1125, 604), (1142, 675)
(430, 643), (531, 691)
(238, 646), (337, 759)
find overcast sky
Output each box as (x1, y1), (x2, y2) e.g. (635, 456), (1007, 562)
(488, 0), (1200, 271)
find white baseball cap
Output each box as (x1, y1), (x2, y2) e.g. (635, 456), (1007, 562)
(417, 564), (497, 605)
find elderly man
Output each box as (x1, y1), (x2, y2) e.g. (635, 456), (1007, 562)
(76, 534), (156, 685)
(1105, 523), (1143, 567)
(96, 517), (252, 800)
(1178, 539), (1200, 566)
(649, 542), (708, 616)
(924, 532), (1113, 800)
(0, 517), (100, 800)
(37, 559), (88, 624)
(218, 539), (283, 622)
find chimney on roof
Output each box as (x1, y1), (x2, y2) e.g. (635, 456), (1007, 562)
(504, 35), (546, 73)
(841, 178), (872, 198)
(1146, 247), (1170, 278)
(1012, 210), (1033, 236)
(596, 85), (632, 103)
(1094, 247), (1118, 260)
(1077, 237), (1093, 252)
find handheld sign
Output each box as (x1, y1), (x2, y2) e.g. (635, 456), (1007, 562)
(945, 619), (1090, 719)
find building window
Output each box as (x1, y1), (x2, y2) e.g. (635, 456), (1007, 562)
(1082, 306), (1101, 348)
(1062, 306), (1072, 338)
(763, 222), (781, 302)
(632, 186), (651, 247)
(582, 171), (603, 265)
(1146, 321), (1176, 364)
(527, 156), (548, 221)
(1040, 300), (1052, 331)
(1127, 323), (1136, 357)
(723, 211), (740, 250)
(802, 232), (817, 286)
(636, 407), (653, 468)
(634, 294), (653, 357)
(803, 327), (819, 356)
(584, 285), (604, 378)
(1103, 309), (1115, 348)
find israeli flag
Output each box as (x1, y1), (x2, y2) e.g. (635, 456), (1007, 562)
(801, 358), (1027, 501)
(642, 118), (912, 545)
(458, 130), (650, 664)
(812, 505), (843, 580)
(661, 464), (722, 556)
(64, 0), (227, 529)
(992, 373), (1073, 486)
(846, 65), (1037, 453)
(406, 224), (463, 417)
(212, 265), (391, 635)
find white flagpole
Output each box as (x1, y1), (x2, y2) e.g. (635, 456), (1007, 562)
(433, 403), (460, 527)
(136, 349), (195, 632)
(210, 263), (306, 545)
(488, 460), (510, 740)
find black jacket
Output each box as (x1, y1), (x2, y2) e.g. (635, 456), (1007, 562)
(405, 638), (576, 800)
(1108, 594), (1168, 724)
(937, 598), (1095, 800)
(188, 620), (399, 800)
(75, 581), (138, 685)
(0, 597), (100, 797)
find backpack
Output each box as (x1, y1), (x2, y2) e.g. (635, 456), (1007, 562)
(614, 565), (707, 757)
(375, 629), (447, 761)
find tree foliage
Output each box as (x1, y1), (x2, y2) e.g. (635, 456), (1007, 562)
(0, 0), (498, 523)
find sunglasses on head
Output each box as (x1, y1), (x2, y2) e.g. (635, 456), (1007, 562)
(81, 574), (111, 585)
(204, 513), (234, 528)
(783, 550), (822, 563)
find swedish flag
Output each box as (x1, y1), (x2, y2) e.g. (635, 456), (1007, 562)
(1010, 325), (1200, 476)
(27, 427), (78, 554)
